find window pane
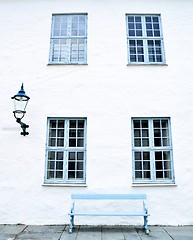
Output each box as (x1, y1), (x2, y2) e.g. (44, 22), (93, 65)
(77, 152), (84, 160)
(56, 171), (63, 179)
(56, 161), (63, 170)
(68, 162), (75, 170)
(77, 171), (83, 179)
(69, 152), (75, 160)
(69, 139), (76, 147)
(134, 139), (141, 147)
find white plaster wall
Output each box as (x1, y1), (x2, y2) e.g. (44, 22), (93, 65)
(0, 0), (193, 225)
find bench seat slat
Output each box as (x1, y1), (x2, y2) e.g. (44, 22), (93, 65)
(70, 212), (149, 217)
(71, 194), (147, 200)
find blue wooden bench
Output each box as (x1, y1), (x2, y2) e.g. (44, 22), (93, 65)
(69, 194), (150, 234)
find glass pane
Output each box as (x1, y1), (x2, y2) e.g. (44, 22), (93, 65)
(48, 151), (55, 160)
(134, 139), (141, 147)
(69, 130), (76, 137)
(69, 139), (76, 147)
(68, 171), (75, 179)
(156, 161), (163, 170)
(78, 120), (84, 128)
(128, 16), (134, 22)
(162, 120), (168, 128)
(164, 161), (171, 170)
(143, 161), (150, 170)
(145, 17), (151, 22)
(58, 120), (65, 128)
(57, 138), (64, 147)
(155, 151), (162, 160)
(50, 120), (56, 128)
(142, 129), (148, 137)
(47, 161), (55, 170)
(128, 23), (134, 29)
(135, 161), (142, 170)
(162, 129), (169, 137)
(130, 55), (136, 62)
(135, 152), (141, 160)
(154, 129), (161, 137)
(135, 171), (142, 179)
(143, 152), (150, 160)
(144, 171), (151, 179)
(49, 138), (56, 147)
(68, 162), (75, 170)
(56, 161), (63, 170)
(142, 138), (149, 147)
(77, 162), (83, 170)
(57, 129), (64, 137)
(156, 171), (163, 179)
(77, 139), (84, 147)
(133, 120), (140, 128)
(129, 40), (136, 46)
(69, 152), (75, 160)
(49, 129), (56, 137)
(163, 138), (170, 146)
(56, 152), (63, 160)
(164, 171), (172, 179)
(138, 55), (144, 62)
(153, 120), (160, 128)
(70, 120), (76, 128)
(154, 138), (161, 147)
(163, 151), (170, 160)
(47, 171), (54, 179)
(77, 152), (84, 160)
(135, 17), (141, 22)
(153, 17), (159, 23)
(136, 30), (142, 36)
(129, 30), (135, 36)
(78, 130), (84, 137)
(134, 129), (141, 137)
(77, 171), (83, 179)
(142, 120), (148, 128)
(56, 171), (63, 178)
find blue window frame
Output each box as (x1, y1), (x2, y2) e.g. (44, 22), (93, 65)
(126, 14), (166, 64)
(45, 118), (87, 184)
(131, 118), (175, 184)
(49, 14), (88, 64)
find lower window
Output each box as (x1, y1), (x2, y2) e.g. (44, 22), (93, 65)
(131, 117), (175, 184)
(44, 118), (87, 184)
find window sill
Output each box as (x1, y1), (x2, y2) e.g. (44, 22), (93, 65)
(47, 63), (88, 66)
(42, 183), (87, 187)
(127, 63), (168, 66)
(132, 183), (177, 187)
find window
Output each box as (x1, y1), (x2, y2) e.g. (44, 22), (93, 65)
(49, 14), (87, 64)
(45, 118), (87, 184)
(126, 14), (166, 64)
(131, 118), (174, 184)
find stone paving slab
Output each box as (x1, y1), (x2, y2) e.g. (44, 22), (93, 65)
(0, 225), (193, 240)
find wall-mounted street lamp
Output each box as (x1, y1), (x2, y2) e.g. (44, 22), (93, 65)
(11, 84), (30, 136)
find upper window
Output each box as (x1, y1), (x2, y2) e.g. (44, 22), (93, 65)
(49, 14), (88, 64)
(131, 118), (175, 184)
(126, 14), (166, 64)
(45, 118), (87, 184)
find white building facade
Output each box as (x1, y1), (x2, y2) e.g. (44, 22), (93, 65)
(0, 0), (193, 225)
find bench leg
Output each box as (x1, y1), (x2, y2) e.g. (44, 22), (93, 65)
(144, 216), (149, 235)
(69, 215), (74, 234)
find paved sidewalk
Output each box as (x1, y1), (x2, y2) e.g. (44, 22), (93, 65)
(0, 225), (193, 240)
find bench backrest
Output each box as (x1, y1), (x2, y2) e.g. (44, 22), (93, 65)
(71, 194), (147, 200)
